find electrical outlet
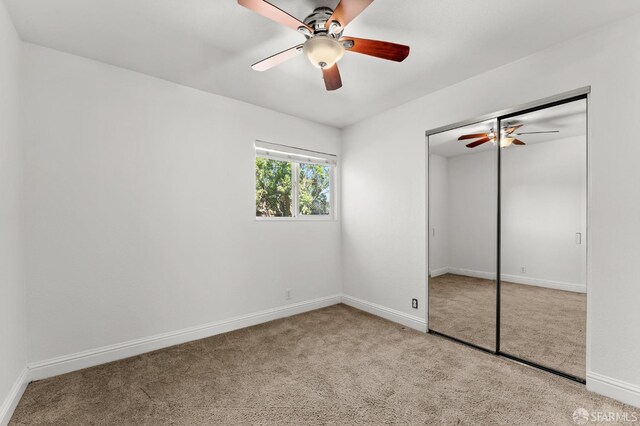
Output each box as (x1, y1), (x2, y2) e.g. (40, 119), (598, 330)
(412, 299), (418, 309)
(521, 266), (526, 274)
(286, 289), (291, 300)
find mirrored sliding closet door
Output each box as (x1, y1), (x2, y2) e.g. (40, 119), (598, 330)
(499, 99), (587, 380)
(427, 91), (588, 383)
(428, 119), (498, 352)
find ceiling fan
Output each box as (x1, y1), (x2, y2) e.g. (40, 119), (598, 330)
(238, 0), (410, 91)
(458, 124), (560, 148)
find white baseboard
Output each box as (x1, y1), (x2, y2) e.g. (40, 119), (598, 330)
(445, 267), (587, 293)
(6, 298), (639, 415)
(28, 294), (341, 382)
(0, 367), (29, 426)
(447, 267), (494, 281)
(341, 295), (427, 332)
(587, 372), (640, 409)
(429, 267), (449, 278)
(501, 273), (586, 293)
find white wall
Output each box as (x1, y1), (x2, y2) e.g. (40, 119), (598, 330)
(22, 44), (342, 365)
(342, 14), (640, 405)
(0, 0), (27, 422)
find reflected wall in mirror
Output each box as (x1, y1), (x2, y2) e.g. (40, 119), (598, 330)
(499, 99), (587, 379)
(428, 119), (497, 351)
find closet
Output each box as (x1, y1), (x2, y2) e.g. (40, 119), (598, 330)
(427, 91), (588, 382)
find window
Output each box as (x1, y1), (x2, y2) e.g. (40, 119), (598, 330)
(255, 141), (336, 219)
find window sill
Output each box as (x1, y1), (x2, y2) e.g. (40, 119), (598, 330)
(255, 216), (337, 222)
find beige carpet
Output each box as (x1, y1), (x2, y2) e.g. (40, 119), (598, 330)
(11, 304), (629, 426)
(429, 273), (586, 379)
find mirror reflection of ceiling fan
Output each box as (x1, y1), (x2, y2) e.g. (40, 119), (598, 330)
(238, 0), (410, 91)
(458, 124), (560, 148)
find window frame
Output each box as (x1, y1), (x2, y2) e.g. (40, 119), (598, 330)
(254, 141), (337, 222)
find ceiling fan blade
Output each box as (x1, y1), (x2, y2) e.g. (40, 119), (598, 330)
(322, 64), (343, 91)
(458, 133), (489, 141)
(238, 0), (312, 32)
(512, 139), (526, 145)
(342, 37), (410, 62)
(251, 45), (303, 71)
(466, 137), (491, 148)
(516, 130), (560, 135)
(327, 0), (374, 29)
(503, 124), (523, 134)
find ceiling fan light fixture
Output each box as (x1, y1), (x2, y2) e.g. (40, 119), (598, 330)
(303, 36), (345, 69)
(500, 137), (515, 148)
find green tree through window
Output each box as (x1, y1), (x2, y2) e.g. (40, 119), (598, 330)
(255, 156), (333, 218)
(299, 163), (330, 215)
(255, 158), (292, 217)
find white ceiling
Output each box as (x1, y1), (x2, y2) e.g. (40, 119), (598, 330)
(5, 0), (640, 128)
(430, 98), (587, 158)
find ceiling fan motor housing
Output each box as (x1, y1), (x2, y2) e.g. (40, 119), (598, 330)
(302, 7), (343, 38)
